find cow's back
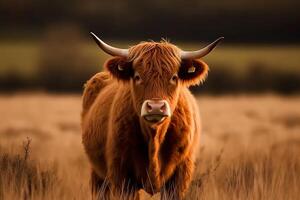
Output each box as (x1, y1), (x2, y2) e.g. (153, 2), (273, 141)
(82, 72), (111, 117)
(81, 73), (120, 178)
(182, 89), (202, 161)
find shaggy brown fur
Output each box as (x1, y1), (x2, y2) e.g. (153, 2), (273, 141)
(82, 41), (209, 199)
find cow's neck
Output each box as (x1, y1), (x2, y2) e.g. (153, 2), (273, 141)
(140, 118), (171, 190)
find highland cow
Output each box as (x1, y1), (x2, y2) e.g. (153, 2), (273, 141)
(81, 33), (223, 199)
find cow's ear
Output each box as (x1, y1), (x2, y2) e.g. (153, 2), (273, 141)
(178, 59), (209, 86)
(104, 57), (133, 81)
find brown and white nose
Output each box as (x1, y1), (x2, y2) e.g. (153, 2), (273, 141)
(141, 99), (171, 123)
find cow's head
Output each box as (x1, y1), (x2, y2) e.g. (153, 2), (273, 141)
(90, 33), (223, 128)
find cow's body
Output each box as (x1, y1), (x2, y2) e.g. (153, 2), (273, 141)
(82, 36), (222, 199)
(82, 71), (201, 198)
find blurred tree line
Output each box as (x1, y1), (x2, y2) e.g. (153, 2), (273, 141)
(0, 24), (299, 94)
(0, 0), (299, 43)
(0, 0), (299, 93)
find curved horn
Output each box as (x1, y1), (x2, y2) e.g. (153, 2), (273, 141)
(181, 37), (224, 60)
(90, 32), (129, 57)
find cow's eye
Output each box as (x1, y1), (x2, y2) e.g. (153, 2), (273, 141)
(170, 74), (178, 85)
(134, 72), (142, 84)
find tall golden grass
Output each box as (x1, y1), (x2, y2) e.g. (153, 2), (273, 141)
(0, 94), (299, 199)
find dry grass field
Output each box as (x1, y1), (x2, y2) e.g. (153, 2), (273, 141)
(0, 94), (299, 200)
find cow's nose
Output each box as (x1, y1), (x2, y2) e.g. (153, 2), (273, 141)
(146, 101), (166, 113)
(141, 99), (171, 123)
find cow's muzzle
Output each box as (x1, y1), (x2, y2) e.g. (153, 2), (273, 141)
(141, 99), (171, 124)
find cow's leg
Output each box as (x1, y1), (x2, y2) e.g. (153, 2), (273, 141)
(91, 170), (138, 200)
(162, 157), (194, 200)
(106, 146), (139, 198)
(107, 163), (139, 198)
(91, 170), (110, 199)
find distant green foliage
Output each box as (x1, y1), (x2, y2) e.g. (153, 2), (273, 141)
(38, 25), (99, 92)
(0, 36), (299, 93)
